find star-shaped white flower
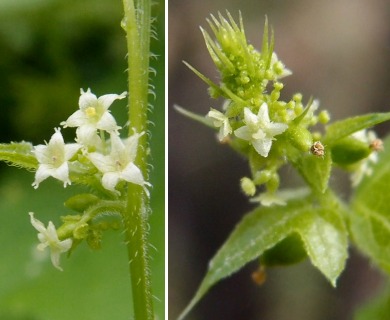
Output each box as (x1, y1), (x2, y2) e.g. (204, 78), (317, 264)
(29, 212), (72, 271)
(32, 128), (80, 188)
(234, 103), (288, 157)
(87, 132), (149, 194)
(61, 88), (126, 145)
(207, 108), (232, 141)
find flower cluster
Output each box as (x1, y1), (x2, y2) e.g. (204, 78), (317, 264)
(191, 13), (326, 206)
(28, 88), (149, 270)
(180, 12), (383, 207)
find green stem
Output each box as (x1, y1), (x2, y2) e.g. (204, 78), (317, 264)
(122, 0), (154, 319)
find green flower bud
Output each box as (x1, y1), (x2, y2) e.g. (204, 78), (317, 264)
(253, 170), (273, 185)
(331, 136), (371, 166)
(240, 177), (256, 196)
(285, 124), (313, 152)
(73, 223), (89, 240)
(87, 229), (102, 250)
(293, 93), (302, 103)
(318, 110), (330, 124)
(64, 193), (100, 213)
(266, 173), (280, 193)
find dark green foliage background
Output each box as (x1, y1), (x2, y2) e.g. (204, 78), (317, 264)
(0, 0), (165, 319)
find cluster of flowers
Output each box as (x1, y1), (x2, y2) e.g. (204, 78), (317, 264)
(29, 88), (148, 270)
(187, 12), (382, 206)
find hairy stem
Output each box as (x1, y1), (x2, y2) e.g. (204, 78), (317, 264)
(122, 0), (154, 319)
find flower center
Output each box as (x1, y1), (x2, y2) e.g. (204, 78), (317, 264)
(115, 160), (123, 170)
(85, 107), (97, 117)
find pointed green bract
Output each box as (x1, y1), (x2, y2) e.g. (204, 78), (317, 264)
(173, 105), (213, 128)
(351, 135), (390, 274)
(178, 193), (348, 319)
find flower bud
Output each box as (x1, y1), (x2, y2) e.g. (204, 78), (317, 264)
(64, 193), (100, 213)
(285, 124), (313, 152)
(240, 177), (256, 196)
(331, 137), (371, 166)
(73, 223), (89, 240)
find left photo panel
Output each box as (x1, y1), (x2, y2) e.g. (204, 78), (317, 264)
(0, 0), (165, 319)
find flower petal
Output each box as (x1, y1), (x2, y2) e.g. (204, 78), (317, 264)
(29, 212), (46, 233)
(50, 162), (70, 187)
(88, 152), (114, 173)
(257, 103), (270, 123)
(234, 126), (251, 141)
(124, 132), (142, 162)
(121, 162), (145, 186)
(243, 107), (258, 126)
(61, 110), (87, 128)
(96, 112), (121, 133)
(266, 122), (288, 136)
(252, 138), (272, 157)
(33, 165), (53, 188)
(102, 172), (121, 192)
(97, 92), (127, 111)
(79, 88), (98, 111)
(64, 143), (81, 161)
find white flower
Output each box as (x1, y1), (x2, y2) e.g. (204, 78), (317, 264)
(87, 132), (149, 194)
(251, 188), (310, 206)
(32, 128), (80, 188)
(350, 129), (380, 187)
(207, 108), (232, 141)
(234, 103), (288, 157)
(29, 212), (72, 271)
(252, 192), (286, 207)
(271, 52), (292, 79)
(61, 88), (126, 144)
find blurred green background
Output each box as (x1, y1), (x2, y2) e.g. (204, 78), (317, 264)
(0, 0), (164, 319)
(169, 0), (390, 319)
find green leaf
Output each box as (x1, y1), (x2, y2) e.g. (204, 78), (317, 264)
(178, 193), (348, 319)
(261, 233), (307, 266)
(0, 142), (38, 170)
(350, 135), (390, 273)
(324, 112), (390, 145)
(354, 287), (390, 320)
(289, 148), (332, 194)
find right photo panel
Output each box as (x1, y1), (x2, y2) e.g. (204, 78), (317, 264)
(169, 0), (390, 319)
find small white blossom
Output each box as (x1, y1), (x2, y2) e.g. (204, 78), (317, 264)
(207, 108), (232, 141)
(29, 212), (72, 271)
(350, 129), (380, 187)
(87, 132), (149, 194)
(271, 52), (292, 79)
(32, 128), (80, 188)
(252, 192), (286, 207)
(61, 88), (126, 145)
(251, 188), (310, 206)
(234, 103), (288, 157)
